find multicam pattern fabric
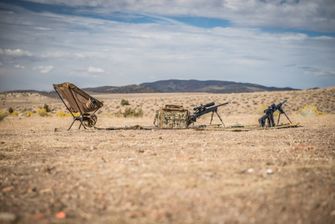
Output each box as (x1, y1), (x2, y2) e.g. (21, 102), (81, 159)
(154, 105), (189, 129)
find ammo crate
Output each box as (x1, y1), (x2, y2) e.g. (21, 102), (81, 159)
(155, 105), (189, 129)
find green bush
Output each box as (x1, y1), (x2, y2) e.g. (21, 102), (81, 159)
(120, 99), (130, 106)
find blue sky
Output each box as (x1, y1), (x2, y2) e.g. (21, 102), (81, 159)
(0, 0), (334, 91)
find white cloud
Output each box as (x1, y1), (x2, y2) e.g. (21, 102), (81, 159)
(23, 0), (335, 32)
(0, 48), (32, 57)
(0, 0), (334, 90)
(15, 64), (25, 69)
(34, 65), (54, 74)
(301, 66), (335, 77)
(40, 51), (90, 59)
(87, 66), (104, 74)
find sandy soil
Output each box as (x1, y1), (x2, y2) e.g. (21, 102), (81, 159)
(0, 89), (334, 224)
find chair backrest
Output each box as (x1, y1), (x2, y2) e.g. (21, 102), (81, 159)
(53, 82), (103, 114)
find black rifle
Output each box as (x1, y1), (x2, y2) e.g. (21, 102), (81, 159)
(275, 100), (292, 124)
(188, 102), (229, 126)
(259, 99), (292, 127)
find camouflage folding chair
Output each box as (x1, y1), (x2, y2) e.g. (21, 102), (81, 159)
(53, 82), (103, 130)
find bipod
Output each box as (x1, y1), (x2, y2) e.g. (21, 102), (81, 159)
(277, 110), (292, 125)
(209, 110), (225, 127)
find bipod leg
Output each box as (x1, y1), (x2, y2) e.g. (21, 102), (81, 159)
(283, 112), (292, 124)
(68, 118), (76, 131)
(209, 111), (214, 125)
(277, 113), (281, 125)
(215, 111), (225, 127)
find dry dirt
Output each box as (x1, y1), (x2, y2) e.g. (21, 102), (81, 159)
(0, 88), (335, 224)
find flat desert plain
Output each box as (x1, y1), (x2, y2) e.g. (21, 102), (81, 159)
(0, 88), (335, 224)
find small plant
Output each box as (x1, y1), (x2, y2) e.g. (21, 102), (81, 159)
(25, 111), (33, 117)
(0, 110), (8, 121)
(123, 107), (143, 117)
(37, 108), (48, 117)
(43, 104), (51, 112)
(8, 107), (14, 114)
(135, 108), (144, 117)
(56, 111), (68, 117)
(11, 111), (19, 116)
(56, 111), (79, 117)
(120, 99), (130, 106)
(114, 107), (144, 118)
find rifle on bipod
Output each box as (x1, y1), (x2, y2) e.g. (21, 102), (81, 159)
(258, 99), (292, 127)
(188, 102), (229, 126)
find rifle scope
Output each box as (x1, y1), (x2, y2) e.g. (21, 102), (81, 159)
(193, 102), (215, 111)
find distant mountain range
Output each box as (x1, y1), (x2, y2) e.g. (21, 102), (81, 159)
(1, 79), (296, 95)
(84, 79), (296, 93)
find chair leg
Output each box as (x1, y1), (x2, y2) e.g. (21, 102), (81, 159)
(68, 118), (77, 131)
(79, 118), (86, 129)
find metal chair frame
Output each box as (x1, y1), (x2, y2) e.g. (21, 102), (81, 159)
(53, 83), (102, 130)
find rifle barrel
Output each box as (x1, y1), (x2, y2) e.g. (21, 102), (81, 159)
(215, 102), (229, 107)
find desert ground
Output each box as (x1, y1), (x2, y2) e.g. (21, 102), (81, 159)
(0, 88), (334, 224)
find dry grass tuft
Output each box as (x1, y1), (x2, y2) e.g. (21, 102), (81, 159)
(299, 104), (323, 117)
(37, 108), (48, 117)
(56, 111), (80, 117)
(0, 110), (8, 121)
(115, 107), (144, 118)
(24, 111), (33, 117)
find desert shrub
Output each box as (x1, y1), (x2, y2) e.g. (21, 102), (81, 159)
(37, 108), (48, 117)
(114, 107), (144, 117)
(11, 111), (19, 116)
(56, 111), (68, 117)
(135, 108), (144, 117)
(24, 111), (33, 117)
(0, 110), (8, 121)
(299, 104), (323, 116)
(120, 99), (130, 106)
(43, 104), (51, 112)
(8, 107), (14, 114)
(123, 107), (143, 117)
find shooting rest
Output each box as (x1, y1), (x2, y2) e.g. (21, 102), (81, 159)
(154, 102), (228, 129)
